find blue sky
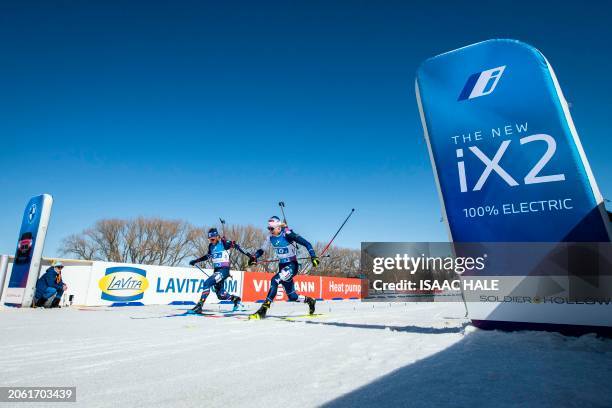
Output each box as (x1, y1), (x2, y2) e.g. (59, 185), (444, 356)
(1, 1), (612, 256)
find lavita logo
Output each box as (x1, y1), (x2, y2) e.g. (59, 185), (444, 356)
(99, 267), (149, 302)
(458, 65), (506, 101)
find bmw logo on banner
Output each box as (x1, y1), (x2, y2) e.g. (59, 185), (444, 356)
(416, 39), (611, 243)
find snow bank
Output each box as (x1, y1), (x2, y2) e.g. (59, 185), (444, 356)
(1, 302), (610, 407)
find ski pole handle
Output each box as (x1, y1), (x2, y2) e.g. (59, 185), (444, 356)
(278, 201), (288, 226)
(219, 218), (227, 238)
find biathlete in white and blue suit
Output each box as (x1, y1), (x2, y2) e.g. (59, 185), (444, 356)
(188, 228), (252, 314)
(248, 216), (319, 319)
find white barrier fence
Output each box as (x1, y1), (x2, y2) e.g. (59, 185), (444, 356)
(0, 256), (240, 307)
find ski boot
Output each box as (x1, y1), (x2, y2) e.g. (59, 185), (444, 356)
(249, 300), (271, 320)
(50, 298), (62, 308)
(189, 301), (204, 314)
(33, 297), (47, 308)
(305, 297), (316, 315)
(231, 295), (243, 312)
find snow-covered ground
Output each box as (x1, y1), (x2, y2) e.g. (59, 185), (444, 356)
(1, 301), (611, 408)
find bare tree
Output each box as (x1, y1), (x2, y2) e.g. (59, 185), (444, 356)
(84, 219), (126, 262)
(60, 234), (97, 260)
(61, 217), (197, 266)
(61, 217), (361, 275)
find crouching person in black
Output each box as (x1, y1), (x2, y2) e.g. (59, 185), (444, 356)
(33, 261), (67, 308)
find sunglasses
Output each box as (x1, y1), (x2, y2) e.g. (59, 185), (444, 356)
(267, 226), (277, 231)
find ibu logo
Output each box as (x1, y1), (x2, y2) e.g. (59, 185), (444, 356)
(458, 65), (506, 101)
(99, 267), (148, 302)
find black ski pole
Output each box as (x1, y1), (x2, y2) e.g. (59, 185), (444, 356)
(321, 208), (355, 256)
(194, 263), (232, 282)
(217, 216), (248, 274)
(219, 217), (227, 238)
(277, 200), (301, 257)
(278, 201), (288, 226)
(194, 264), (211, 278)
(253, 254), (332, 265)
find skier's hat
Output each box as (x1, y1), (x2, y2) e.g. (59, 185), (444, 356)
(208, 228), (220, 238)
(268, 216), (282, 229)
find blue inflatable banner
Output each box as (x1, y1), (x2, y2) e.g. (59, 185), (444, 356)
(4, 194), (53, 306)
(416, 40), (612, 334)
(416, 39), (611, 243)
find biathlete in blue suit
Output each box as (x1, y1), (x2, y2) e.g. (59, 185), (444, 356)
(188, 228), (252, 314)
(248, 216), (319, 319)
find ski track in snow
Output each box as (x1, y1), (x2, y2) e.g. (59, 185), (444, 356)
(1, 302), (611, 408)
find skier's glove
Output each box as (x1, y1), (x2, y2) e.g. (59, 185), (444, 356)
(189, 259), (198, 266)
(247, 255), (257, 266)
(311, 256), (320, 268)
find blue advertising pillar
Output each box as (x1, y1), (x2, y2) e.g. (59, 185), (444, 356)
(3, 194), (54, 307)
(416, 39), (611, 332)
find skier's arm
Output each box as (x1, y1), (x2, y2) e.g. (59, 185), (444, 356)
(252, 238), (270, 261)
(189, 254), (209, 266)
(223, 239), (252, 258)
(189, 245), (212, 266)
(286, 231), (316, 258)
(286, 230), (320, 267)
(232, 241), (252, 257)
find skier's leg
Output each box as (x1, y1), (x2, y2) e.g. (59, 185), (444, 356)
(250, 268), (284, 319)
(279, 264), (302, 302)
(213, 270), (242, 309)
(265, 273), (282, 303)
(280, 279), (302, 302)
(191, 272), (220, 313)
(279, 263), (316, 314)
(214, 279), (230, 300)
